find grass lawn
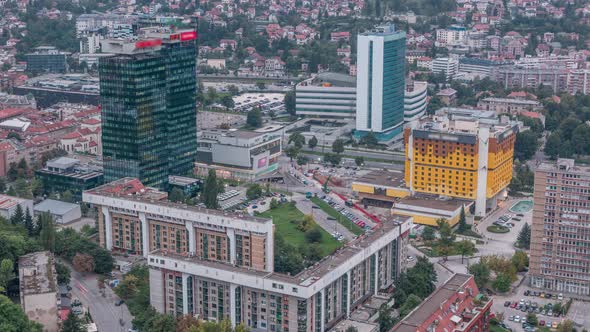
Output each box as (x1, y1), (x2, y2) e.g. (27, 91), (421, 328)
(456, 228), (483, 239)
(418, 241), (478, 257)
(487, 225), (510, 233)
(310, 197), (364, 236)
(258, 203), (341, 257)
(489, 325), (509, 332)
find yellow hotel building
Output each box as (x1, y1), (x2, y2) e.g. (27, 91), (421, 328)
(404, 108), (518, 216)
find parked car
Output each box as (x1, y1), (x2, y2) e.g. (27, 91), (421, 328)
(115, 299), (125, 306)
(504, 301), (511, 307)
(558, 293), (564, 300)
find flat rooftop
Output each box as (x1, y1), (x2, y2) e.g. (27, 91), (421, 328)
(391, 274), (473, 332)
(353, 170), (405, 188)
(151, 215), (411, 286)
(537, 158), (590, 175)
(0, 194), (29, 210)
(396, 194), (472, 212)
(19, 251), (56, 295)
(85, 178), (270, 224)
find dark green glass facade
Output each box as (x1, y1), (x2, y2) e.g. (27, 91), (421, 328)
(381, 38), (406, 131)
(161, 41), (197, 177)
(100, 54), (168, 188)
(99, 38), (197, 188)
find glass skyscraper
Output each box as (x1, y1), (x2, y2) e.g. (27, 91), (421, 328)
(99, 29), (197, 188)
(355, 25), (406, 142)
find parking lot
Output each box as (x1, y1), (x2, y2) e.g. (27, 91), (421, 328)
(233, 92), (285, 114)
(490, 283), (590, 331)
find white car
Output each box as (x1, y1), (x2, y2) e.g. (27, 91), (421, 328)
(558, 293), (563, 300)
(514, 315), (521, 323)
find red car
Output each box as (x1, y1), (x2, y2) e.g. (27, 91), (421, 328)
(539, 320), (545, 326)
(510, 302), (518, 308)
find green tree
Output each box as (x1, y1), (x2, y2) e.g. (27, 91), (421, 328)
(457, 207), (468, 233)
(355, 156), (364, 166)
(227, 84), (239, 96)
(61, 190), (74, 203)
(91, 248), (114, 274)
(14, 179), (31, 199)
(493, 273), (512, 292)
(273, 233), (304, 274)
(392, 287), (407, 309)
(246, 108), (263, 128)
(511, 251), (529, 272)
(422, 226), (435, 241)
(0, 294), (42, 331)
(288, 132), (306, 149)
(359, 132), (378, 147)
(544, 131), (561, 160)
(456, 240), (475, 264)
(308, 136), (318, 150)
(468, 261), (491, 289)
(332, 139), (345, 154)
(30, 179), (43, 197)
(256, 81), (266, 90)
(304, 228), (322, 243)
(378, 304), (396, 332)
(201, 170), (220, 209)
(514, 131), (539, 161)
(0, 259), (14, 292)
(399, 294), (422, 317)
(285, 146), (300, 161)
(556, 320), (575, 332)
(61, 311), (84, 332)
(0, 177), (6, 193)
(168, 188), (186, 203)
(284, 90), (296, 115)
(220, 95), (235, 109)
(324, 153), (342, 166)
(526, 313), (538, 326)
(55, 262), (71, 285)
(436, 218), (455, 247)
(246, 184), (263, 200)
(517, 223), (531, 249)
(38, 212), (56, 252)
(10, 204), (24, 226)
(24, 208), (34, 236)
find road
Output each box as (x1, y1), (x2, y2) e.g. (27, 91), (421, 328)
(292, 193), (356, 240)
(70, 267), (133, 332)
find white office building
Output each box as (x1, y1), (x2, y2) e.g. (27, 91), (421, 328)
(355, 25), (406, 142)
(432, 57), (459, 81)
(295, 72), (356, 118)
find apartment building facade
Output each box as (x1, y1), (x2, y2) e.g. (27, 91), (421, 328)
(529, 159), (590, 296)
(404, 108), (518, 216)
(83, 178), (412, 331)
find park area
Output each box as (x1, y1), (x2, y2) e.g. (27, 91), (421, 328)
(258, 202), (341, 258)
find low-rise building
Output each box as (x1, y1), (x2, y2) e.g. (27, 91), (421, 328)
(477, 97), (542, 115)
(25, 46), (68, 73)
(391, 195), (473, 227)
(36, 157), (103, 201)
(19, 251), (59, 332)
(404, 81), (428, 123)
(432, 57), (459, 80)
(0, 194), (34, 219)
(195, 129), (282, 181)
(352, 170), (410, 207)
(295, 72), (357, 119)
(436, 88), (457, 106)
(13, 74), (99, 108)
(390, 274), (492, 332)
(34, 199), (82, 224)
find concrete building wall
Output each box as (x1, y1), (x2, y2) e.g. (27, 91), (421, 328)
(23, 292), (59, 332)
